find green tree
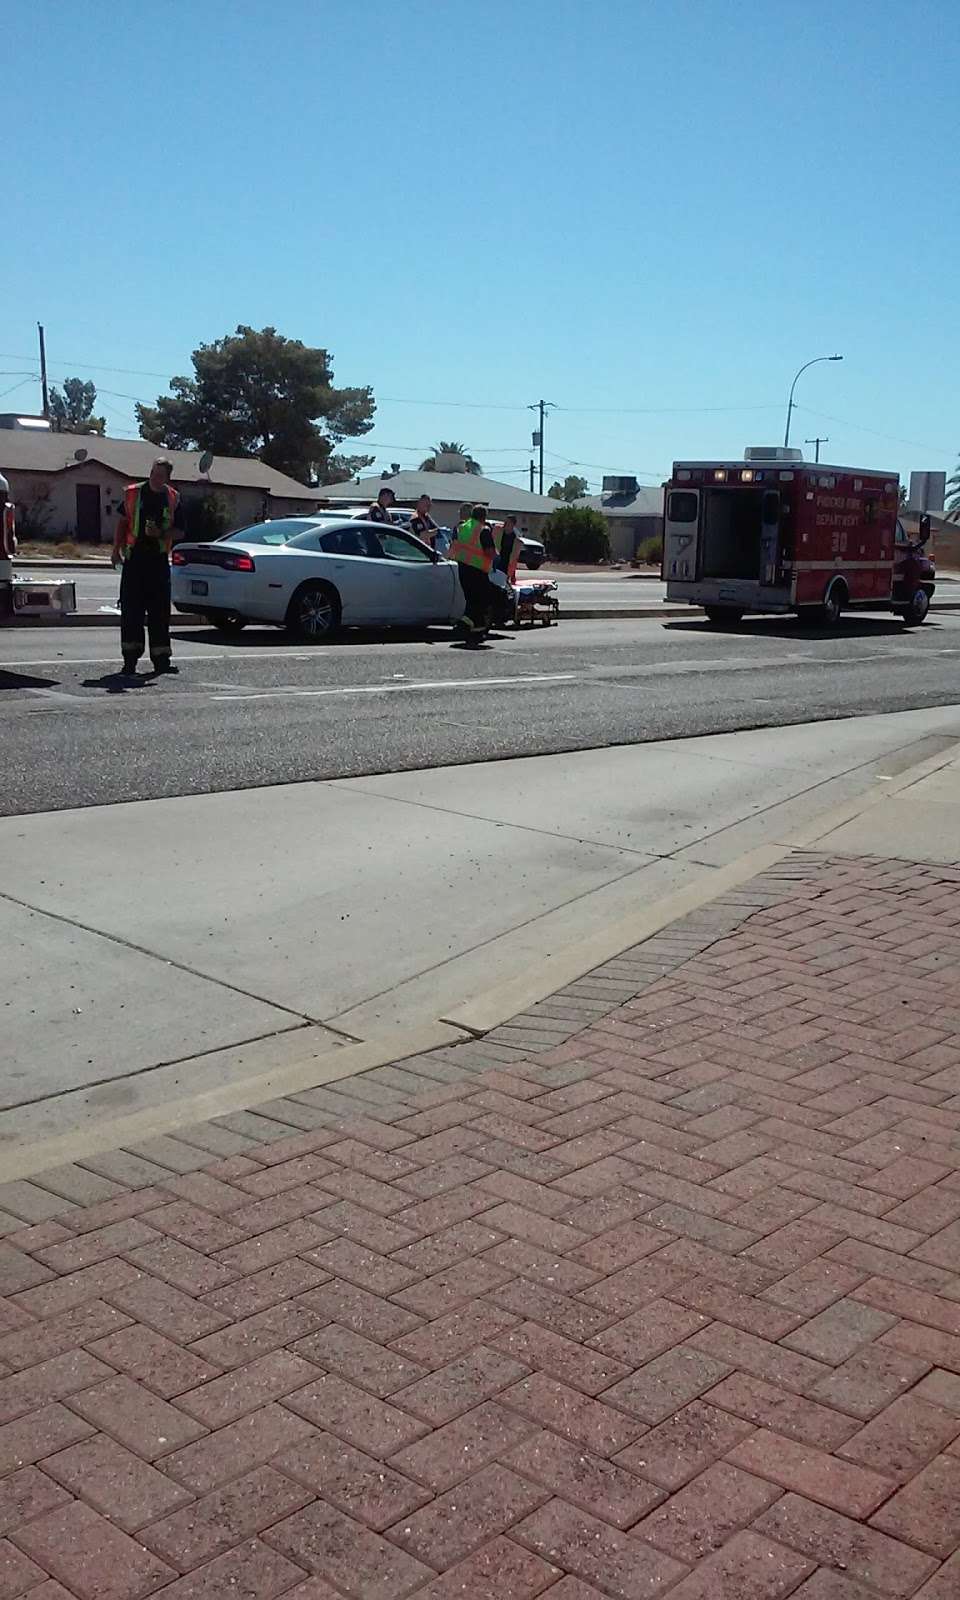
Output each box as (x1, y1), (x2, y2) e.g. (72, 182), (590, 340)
(136, 325), (375, 485)
(543, 505), (610, 563)
(49, 377), (105, 434)
(548, 474), (589, 503)
(419, 441), (482, 474)
(179, 491), (233, 543)
(948, 460), (960, 520)
(323, 452), (377, 484)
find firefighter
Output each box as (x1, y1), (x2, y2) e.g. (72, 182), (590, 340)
(489, 513), (522, 627)
(448, 501), (496, 644)
(112, 458), (184, 675)
(368, 485), (397, 523)
(497, 514), (523, 583)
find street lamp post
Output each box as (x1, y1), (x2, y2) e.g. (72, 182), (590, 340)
(784, 355), (842, 448)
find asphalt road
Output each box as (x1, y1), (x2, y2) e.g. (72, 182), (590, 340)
(4, 613), (960, 816)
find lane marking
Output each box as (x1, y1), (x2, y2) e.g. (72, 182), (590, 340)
(0, 648), (331, 669)
(215, 672), (581, 702)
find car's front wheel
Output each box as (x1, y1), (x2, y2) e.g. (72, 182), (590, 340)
(524, 554), (544, 570)
(285, 580), (341, 640)
(899, 587), (931, 625)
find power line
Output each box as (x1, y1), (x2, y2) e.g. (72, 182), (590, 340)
(793, 405), (956, 459)
(553, 402), (783, 415)
(0, 354), (788, 418)
(543, 448), (665, 478)
(0, 377), (36, 401)
(0, 352), (174, 379)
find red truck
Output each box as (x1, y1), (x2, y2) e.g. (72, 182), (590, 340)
(662, 447), (935, 626)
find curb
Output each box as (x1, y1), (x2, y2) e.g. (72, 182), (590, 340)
(7, 729), (958, 1181)
(8, 609), (681, 629)
(442, 732), (960, 1038)
(14, 560), (113, 571)
(0, 1021), (468, 1183)
(8, 603), (960, 631)
(7, 613), (206, 629)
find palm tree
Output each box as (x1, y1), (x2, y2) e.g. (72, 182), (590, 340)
(419, 440), (483, 475)
(948, 460), (960, 521)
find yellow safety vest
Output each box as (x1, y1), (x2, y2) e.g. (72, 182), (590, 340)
(448, 518), (493, 573)
(120, 481), (179, 558)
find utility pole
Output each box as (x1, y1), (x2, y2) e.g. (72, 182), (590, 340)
(528, 400), (555, 495)
(37, 323), (50, 419)
(804, 436), (828, 464)
(529, 460), (535, 493)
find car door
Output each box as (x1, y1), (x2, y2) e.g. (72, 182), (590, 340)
(280, 525), (375, 623)
(363, 527), (459, 622)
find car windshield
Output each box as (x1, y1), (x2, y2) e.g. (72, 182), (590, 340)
(218, 519), (334, 545)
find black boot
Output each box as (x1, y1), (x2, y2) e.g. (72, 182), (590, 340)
(122, 655), (138, 675)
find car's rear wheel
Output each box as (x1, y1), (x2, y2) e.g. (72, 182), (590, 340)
(206, 610), (247, 637)
(285, 580), (341, 640)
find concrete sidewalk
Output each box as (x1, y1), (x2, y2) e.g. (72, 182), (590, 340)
(0, 764), (959, 1594)
(5, 707), (960, 1148)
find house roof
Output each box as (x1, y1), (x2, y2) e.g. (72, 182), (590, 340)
(0, 431), (319, 500)
(578, 486), (664, 519)
(315, 469), (559, 515)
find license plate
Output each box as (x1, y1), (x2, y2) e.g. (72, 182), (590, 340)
(190, 580), (208, 596)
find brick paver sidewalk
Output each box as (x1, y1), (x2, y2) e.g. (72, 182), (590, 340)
(1, 850), (959, 1600)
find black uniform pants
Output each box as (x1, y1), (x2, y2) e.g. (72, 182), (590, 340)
(120, 547), (172, 666)
(457, 562), (493, 634)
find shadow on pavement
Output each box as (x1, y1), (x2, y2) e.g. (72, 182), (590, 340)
(0, 670), (61, 692)
(172, 624), (477, 649)
(80, 670), (153, 694)
(664, 616), (939, 641)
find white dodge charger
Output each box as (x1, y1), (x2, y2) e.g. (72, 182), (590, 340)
(171, 516), (465, 638)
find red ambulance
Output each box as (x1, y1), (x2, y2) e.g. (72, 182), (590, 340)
(662, 447), (935, 626)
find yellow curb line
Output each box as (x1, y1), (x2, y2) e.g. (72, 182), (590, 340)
(7, 735), (960, 1185)
(0, 1021), (466, 1183)
(442, 735), (960, 1037)
(440, 843), (786, 1037)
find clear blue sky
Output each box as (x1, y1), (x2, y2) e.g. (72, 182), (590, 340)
(4, 0), (958, 491)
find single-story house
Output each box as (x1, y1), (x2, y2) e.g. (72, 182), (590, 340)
(315, 469), (560, 538)
(576, 478), (665, 562)
(0, 429), (322, 544)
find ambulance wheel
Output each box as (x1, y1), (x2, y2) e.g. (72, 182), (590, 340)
(815, 580), (847, 628)
(704, 606), (743, 625)
(901, 587), (930, 625)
